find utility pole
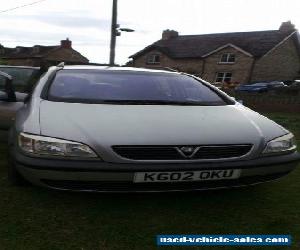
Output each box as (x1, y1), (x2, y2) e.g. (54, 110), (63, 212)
(109, 0), (118, 66)
(109, 0), (134, 66)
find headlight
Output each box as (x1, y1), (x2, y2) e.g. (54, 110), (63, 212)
(18, 133), (98, 158)
(263, 133), (297, 154)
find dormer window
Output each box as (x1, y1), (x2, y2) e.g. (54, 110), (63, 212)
(220, 53), (235, 63)
(147, 54), (160, 64)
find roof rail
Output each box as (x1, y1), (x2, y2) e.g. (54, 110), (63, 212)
(57, 62), (65, 68)
(163, 67), (178, 72)
(147, 66), (179, 72)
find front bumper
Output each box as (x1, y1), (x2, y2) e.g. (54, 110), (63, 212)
(14, 150), (300, 192)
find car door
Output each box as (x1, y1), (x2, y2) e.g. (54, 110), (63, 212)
(0, 72), (25, 130)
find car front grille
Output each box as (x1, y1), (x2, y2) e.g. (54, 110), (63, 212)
(112, 145), (252, 160)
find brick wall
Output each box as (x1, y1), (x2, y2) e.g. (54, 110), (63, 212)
(2, 48), (88, 67)
(4, 58), (40, 67)
(201, 47), (254, 83)
(131, 33), (300, 84)
(132, 47), (255, 83)
(45, 48), (88, 63)
(251, 35), (300, 82)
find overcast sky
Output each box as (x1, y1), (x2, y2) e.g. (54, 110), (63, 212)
(0, 0), (299, 64)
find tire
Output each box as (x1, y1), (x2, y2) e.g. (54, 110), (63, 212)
(7, 150), (30, 186)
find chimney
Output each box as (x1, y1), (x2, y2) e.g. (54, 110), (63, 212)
(15, 46), (24, 53)
(162, 29), (179, 40)
(279, 21), (296, 33)
(60, 38), (72, 49)
(33, 45), (40, 53)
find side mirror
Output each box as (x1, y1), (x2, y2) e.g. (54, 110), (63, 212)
(0, 71), (16, 102)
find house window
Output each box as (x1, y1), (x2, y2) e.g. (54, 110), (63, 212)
(147, 54), (160, 64)
(220, 53), (235, 63)
(215, 72), (232, 83)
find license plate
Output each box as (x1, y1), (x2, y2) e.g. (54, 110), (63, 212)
(134, 169), (241, 183)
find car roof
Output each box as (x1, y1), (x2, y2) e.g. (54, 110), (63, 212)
(0, 65), (40, 70)
(55, 65), (180, 74)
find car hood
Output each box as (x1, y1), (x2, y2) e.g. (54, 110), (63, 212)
(39, 101), (287, 162)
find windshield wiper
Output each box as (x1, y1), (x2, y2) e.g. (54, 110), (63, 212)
(96, 100), (214, 106)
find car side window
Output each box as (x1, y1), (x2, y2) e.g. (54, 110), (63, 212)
(0, 67), (39, 93)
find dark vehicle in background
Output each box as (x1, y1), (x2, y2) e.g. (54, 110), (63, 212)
(290, 80), (300, 87)
(0, 66), (41, 130)
(235, 82), (269, 93)
(235, 81), (287, 93)
(267, 81), (287, 88)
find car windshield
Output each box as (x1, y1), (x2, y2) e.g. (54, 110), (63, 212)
(48, 70), (229, 105)
(0, 67), (39, 93)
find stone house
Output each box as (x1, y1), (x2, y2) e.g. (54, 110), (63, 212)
(129, 21), (300, 84)
(0, 38), (89, 67)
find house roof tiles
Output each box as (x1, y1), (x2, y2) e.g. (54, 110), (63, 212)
(130, 29), (299, 59)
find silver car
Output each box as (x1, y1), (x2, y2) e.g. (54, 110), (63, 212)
(1, 65), (299, 192)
